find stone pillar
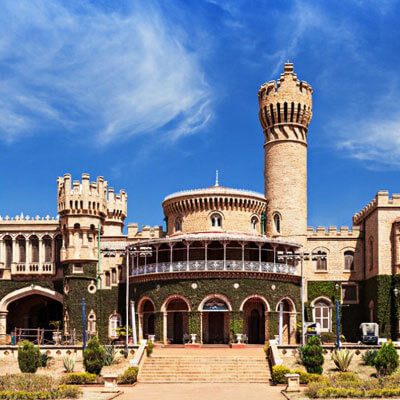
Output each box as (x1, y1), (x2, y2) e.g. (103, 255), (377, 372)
(163, 312), (168, 345)
(289, 312), (297, 344)
(0, 311), (7, 339)
(12, 237), (17, 264)
(26, 237), (31, 268)
(39, 237), (43, 265)
(264, 311), (269, 343)
(223, 242), (227, 270)
(138, 314), (144, 341)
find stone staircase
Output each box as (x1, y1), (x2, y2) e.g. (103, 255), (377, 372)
(138, 356), (270, 383)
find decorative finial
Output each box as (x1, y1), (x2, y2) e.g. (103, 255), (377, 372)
(215, 170), (219, 186)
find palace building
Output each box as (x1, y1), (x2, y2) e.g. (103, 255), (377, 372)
(0, 62), (399, 345)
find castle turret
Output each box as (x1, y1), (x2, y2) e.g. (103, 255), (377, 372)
(258, 62), (313, 243)
(57, 173), (127, 263)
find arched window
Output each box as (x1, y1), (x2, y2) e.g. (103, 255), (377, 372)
(314, 250), (327, 271)
(88, 310), (97, 334)
(251, 216), (259, 231)
(369, 238), (374, 270)
(4, 236), (12, 269)
(30, 236), (39, 263)
(211, 213), (222, 228)
(44, 237), (52, 262)
(105, 272), (111, 287)
(112, 268), (117, 284)
(273, 214), (281, 233)
(17, 236), (26, 263)
(109, 314), (121, 338)
(313, 300), (331, 332)
(175, 217), (182, 232)
(344, 250), (354, 271)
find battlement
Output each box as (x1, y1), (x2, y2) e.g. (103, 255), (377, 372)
(128, 223), (164, 240)
(307, 225), (361, 238)
(0, 214), (59, 224)
(57, 173), (127, 221)
(353, 191), (400, 225)
(258, 62), (313, 136)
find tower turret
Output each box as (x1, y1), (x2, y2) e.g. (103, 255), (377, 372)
(57, 173), (127, 263)
(258, 62), (313, 243)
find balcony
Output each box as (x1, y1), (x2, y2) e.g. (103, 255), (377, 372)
(131, 260), (297, 276)
(11, 263), (55, 275)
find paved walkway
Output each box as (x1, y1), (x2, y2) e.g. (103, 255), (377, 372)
(82, 384), (285, 400)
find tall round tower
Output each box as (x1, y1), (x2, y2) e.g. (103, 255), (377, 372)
(258, 62), (312, 243)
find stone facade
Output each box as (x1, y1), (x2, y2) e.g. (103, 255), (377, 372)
(0, 62), (399, 344)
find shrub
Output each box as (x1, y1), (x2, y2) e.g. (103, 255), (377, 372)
(301, 336), (324, 374)
(320, 332), (336, 344)
(63, 354), (75, 373)
(0, 374), (55, 391)
(40, 353), (52, 368)
(118, 367), (139, 384)
(293, 370), (322, 384)
(146, 341), (154, 357)
(60, 373), (97, 385)
(263, 344), (269, 357)
(104, 345), (117, 366)
(374, 341), (399, 376)
(55, 385), (82, 398)
(18, 341), (41, 373)
(272, 365), (291, 384)
(331, 349), (354, 372)
(83, 336), (105, 375)
(362, 350), (378, 366)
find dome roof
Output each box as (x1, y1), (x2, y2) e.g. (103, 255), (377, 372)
(163, 184), (266, 203)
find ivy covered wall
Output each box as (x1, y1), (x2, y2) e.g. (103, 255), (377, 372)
(131, 276), (301, 341)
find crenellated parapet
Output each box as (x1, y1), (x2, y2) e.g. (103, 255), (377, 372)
(57, 173), (127, 262)
(127, 223), (164, 240)
(307, 225), (361, 238)
(353, 191), (400, 225)
(0, 214), (59, 224)
(258, 62), (312, 145)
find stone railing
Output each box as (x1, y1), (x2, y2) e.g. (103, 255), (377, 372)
(11, 263), (55, 275)
(131, 260), (296, 276)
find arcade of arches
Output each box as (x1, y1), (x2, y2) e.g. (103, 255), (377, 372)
(137, 294), (297, 345)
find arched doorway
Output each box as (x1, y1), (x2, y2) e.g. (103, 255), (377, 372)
(201, 296), (231, 344)
(276, 298), (296, 344)
(162, 296), (190, 344)
(0, 286), (63, 343)
(241, 296), (269, 344)
(143, 300), (155, 339)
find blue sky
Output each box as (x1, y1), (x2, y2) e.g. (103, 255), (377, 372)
(1, 0), (400, 230)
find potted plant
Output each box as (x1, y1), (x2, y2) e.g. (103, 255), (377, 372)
(116, 326), (133, 343)
(236, 333), (243, 344)
(49, 321), (62, 345)
(190, 333), (197, 344)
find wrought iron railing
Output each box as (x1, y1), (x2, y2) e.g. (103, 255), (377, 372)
(131, 260), (296, 276)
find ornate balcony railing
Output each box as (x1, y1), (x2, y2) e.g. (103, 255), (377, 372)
(131, 260), (297, 276)
(11, 263), (55, 275)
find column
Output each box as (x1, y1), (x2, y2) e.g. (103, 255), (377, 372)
(278, 302), (283, 345)
(51, 237), (55, 263)
(258, 244), (262, 271)
(138, 314), (144, 341)
(204, 242), (208, 270)
(186, 242), (190, 271)
(39, 237), (43, 266)
(26, 237), (31, 269)
(169, 243), (174, 272)
(223, 241), (227, 270)
(0, 238), (4, 266)
(12, 237), (17, 265)
(241, 243), (245, 270)
(163, 312), (168, 345)
(0, 312), (7, 342)
(272, 244), (277, 265)
(155, 245), (159, 272)
(289, 312), (297, 344)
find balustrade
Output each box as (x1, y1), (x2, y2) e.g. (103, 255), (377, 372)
(131, 260), (296, 276)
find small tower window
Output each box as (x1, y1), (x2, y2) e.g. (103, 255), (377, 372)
(273, 214), (281, 233)
(251, 216), (259, 231)
(175, 217), (182, 232)
(211, 213), (222, 228)
(344, 250), (354, 271)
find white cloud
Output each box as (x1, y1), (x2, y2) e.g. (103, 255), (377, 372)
(0, 1), (212, 144)
(338, 114), (400, 168)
